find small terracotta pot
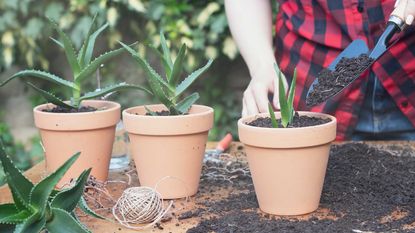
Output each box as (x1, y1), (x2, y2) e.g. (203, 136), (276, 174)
(34, 100), (120, 187)
(238, 111), (336, 215)
(123, 104), (213, 199)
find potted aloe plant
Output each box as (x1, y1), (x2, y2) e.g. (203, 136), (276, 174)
(120, 32), (214, 199)
(0, 16), (149, 186)
(0, 140), (103, 233)
(238, 65), (337, 215)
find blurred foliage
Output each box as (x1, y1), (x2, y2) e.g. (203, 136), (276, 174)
(0, 0), (243, 141)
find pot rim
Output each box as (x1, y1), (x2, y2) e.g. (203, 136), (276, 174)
(123, 104), (213, 119)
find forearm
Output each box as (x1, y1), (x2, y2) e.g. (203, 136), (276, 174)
(224, 0), (275, 75)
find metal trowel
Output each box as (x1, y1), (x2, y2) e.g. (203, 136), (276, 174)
(306, 1), (408, 106)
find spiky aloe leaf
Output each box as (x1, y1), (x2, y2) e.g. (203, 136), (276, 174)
(50, 37), (64, 48)
(175, 59), (213, 97)
(26, 82), (75, 109)
(287, 68), (297, 122)
(0, 223), (14, 233)
(50, 169), (91, 212)
(75, 45), (132, 83)
(46, 208), (90, 233)
(78, 14), (105, 67)
(0, 209), (31, 225)
(175, 92), (199, 114)
(0, 204), (19, 220)
(0, 70), (77, 90)
(29, 152), (80, 214)
(268, 103), (279, 128)
(119, 42), (174, 94)
(160, 31), (173, 69)
(79, 83), (151, 101)
(13, 213), (44, 233)
(278, 68), (289, 128)
(169, 43), (186, 87)
(148, 44), (172, 79)
(78, 197), (105, 220)
(48, 18), (81, 76)
(0, 141), (33, 210)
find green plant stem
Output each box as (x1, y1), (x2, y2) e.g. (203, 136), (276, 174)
(72, 83), (81, 108)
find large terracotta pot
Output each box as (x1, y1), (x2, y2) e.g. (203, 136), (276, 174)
(238, 111), (336, 215)
(123, 104), (214, 199)
(34, 100), (120, 187)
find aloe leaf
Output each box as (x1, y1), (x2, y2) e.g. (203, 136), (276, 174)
(175, 59), (213, 97)
(169, 43), (186, 87)
(0, 70), (77, 90)
(160, 31), (173, 69)
(79, 83), (151, 101)
(14, 213), (45, 233)
(50, 37), (64, 48)
(75, 45), (130, 83)
(78, 14), (100, 67)
(25, 82), (75, 109)
(278, 69), (289, 128)
(0, 223), (14, 233)
(0, 209), (31, 225)
(50, 169), (90, 212)
(268, 103), (279, 128)
(119, 41), (174, 94)
(175, 92), (199, 114)
(0, 204), (18, 219)
(0, 141), (33, 209)
(144, 106), (157, 116)
(287, 68), (297, 122)
(48, 18), (81, 76)
(46, 208), (91, 233)
(78, 197), (105, 220)
(148, 44), (172, 78)
(29, 152), (80, 214)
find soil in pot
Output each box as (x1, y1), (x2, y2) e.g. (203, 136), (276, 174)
(247, 113), (331, 128)
(42, 105), (97, 113)
(185, 143), (415, 233)
(306, 54), (374, 106)
(144, 110), (171, 116)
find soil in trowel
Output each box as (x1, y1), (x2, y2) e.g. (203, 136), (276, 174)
(247, 112), (331, 128)
(306, 54), (374, 106)
(186, 143), (415, 233)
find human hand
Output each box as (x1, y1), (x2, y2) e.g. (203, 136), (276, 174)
(242, 63), (288, 117)
(394, 0), (415, 25)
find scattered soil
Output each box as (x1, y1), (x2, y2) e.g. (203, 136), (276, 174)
(144, 110), (171, 116)
(306, 54), (374, 106)
(187, 143), (415, 233)
(42, 105), (97, 113)
(247, 112), (331, 128)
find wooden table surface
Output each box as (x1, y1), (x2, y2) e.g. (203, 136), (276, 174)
(1, 141), (415, 233)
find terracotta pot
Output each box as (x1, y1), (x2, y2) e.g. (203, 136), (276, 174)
(34, 100), (120, 187)
(123, 104), (213, 199)
(238, 111), (336, 215)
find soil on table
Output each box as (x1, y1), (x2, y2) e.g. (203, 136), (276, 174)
(186, 143), (415, 233)
(42, 105), (97, 113)
(247, 112), (331, 128)
(306, 54), (374, 107)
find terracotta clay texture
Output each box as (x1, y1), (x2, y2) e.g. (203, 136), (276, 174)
(34, 100), (120, 187)
(238, 111), (336, 215)
(123, 104), (213, 199)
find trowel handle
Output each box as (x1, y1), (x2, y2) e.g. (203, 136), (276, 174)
(390, 0), (409, 31)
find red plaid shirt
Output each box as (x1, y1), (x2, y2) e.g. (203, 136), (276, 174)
(275, 0), (415, 140)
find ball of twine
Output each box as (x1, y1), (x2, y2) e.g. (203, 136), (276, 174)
(112, 186), (172, 230)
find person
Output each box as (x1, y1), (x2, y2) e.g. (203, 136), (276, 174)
(224, 0), (415, 140)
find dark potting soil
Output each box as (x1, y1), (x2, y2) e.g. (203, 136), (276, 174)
(187, 143), (415, 233)
(306, 54), (374, 107)
(144, 110), (171, 116)
(42, 105), (97, 113)
(247, 113), (331, 128)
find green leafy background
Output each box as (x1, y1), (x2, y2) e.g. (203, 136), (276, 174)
(0, 0), (262, 181)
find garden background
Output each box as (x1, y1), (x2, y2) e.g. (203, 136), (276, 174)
(0, 0), (279, 183)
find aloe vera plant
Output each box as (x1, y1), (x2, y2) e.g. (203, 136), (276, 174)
(0, 15), (149, 110)
(120, 32), (213, 115)
(0, 140), (102, 233)
(269, 64), (297, 128)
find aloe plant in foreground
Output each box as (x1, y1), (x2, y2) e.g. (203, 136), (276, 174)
(120, 32), (213, 115)
(269, 64), (297, 128)
(0, 15), (149, 110)
(0, 140), (102, 233)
